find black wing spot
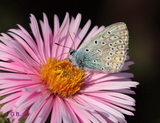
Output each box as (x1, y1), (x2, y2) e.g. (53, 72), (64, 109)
(85, 48), (89, 52)
(109, 52), (113, 56)
(93, 60), (97, 63)
(97, 49), (102, 52)
(101, 41), (106, 45)
(109, 43), (113, 47)
(101, 67), (104, 70)
(94, 40), (98, 45)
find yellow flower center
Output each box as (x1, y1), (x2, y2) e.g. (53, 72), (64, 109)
(39, 58), (86, 98)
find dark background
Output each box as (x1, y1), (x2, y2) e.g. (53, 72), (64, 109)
(0, 0), (160, 123)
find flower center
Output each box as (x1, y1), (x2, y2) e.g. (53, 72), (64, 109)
(39, 58), (86, 98)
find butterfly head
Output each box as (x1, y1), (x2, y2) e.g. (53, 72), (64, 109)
(68, 49), (80, 68)
(69, 49), (76, 56)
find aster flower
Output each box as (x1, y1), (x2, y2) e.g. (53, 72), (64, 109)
(0, 13), (138, 123)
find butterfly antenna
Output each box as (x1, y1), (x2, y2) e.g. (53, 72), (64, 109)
(68, 31), (76, 50)
(55, 43), (73, 50)
(55, 43), (73, 59)
(56, 52), (69, 60)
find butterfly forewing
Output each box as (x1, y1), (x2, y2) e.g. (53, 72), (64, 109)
(71, 22), (129, 73)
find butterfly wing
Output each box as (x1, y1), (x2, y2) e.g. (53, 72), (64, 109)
(77, 22), (129, 73)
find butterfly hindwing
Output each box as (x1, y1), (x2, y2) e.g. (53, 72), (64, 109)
(70, 22), (129, 73)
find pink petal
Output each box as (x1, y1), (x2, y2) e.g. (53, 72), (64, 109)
(0, 62), (31, 73)
(51, 96), (62, 123)
(0, 99), (17, 113)
(0, 86), (24, 97)
(34, 96), (53, 123)
(15, 92), (35, 107)
(74, 19), (91, 49)
(85, 92), (135, 105)
(39, 13), (52, 58)
(81, 81), (138, 92)
(17, 92), (41, 112)
(57, 97), (72, 123)
(52, 12), (69, 58)
(65, 101), (80, 123)
(0, 91), (23, 104)
(8, 31), (40, 63)
(78, 95), (124, 118)
(68, 102), (91, 123)
(25, 102), (44, 123)
(12, 109), (29, 123)
(53, 14), (60, 39)
(29, 91), (50, 113)
(29, 14), (45, 63)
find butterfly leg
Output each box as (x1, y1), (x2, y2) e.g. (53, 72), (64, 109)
(63, 57), (71, 61)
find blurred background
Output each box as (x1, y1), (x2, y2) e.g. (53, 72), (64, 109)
(0, 0), (160, 123)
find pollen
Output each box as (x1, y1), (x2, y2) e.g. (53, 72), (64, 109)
(39, 58), (86, 98)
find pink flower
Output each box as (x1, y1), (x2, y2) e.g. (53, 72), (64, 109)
(0, 13), (138, 123)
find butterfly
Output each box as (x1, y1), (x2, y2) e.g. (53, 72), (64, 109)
(69, 22), (129, 73)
